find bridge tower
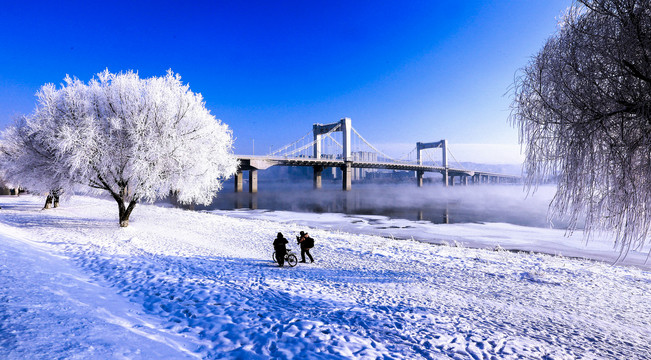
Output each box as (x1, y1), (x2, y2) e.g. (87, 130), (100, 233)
(313, 117), (352, 190)
(416, 140), (448, 187)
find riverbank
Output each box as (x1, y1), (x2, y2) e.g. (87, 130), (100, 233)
(209, 206), (651, 270)
(1, 195), (650, 359)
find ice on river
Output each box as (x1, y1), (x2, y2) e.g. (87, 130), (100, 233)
(0, 195), (650, 359)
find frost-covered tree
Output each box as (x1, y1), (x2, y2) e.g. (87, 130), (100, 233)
(511, 0), (651, 256)
(29, 70), (238, 227)
(0, 116), (71, 209)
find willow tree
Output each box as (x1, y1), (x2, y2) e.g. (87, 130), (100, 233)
(27, 70), (238, 227)
(511, 0), (651, 256)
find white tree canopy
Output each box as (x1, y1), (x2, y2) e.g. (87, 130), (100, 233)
(10, 69), (238, 226)
(0, 115), (73, 203)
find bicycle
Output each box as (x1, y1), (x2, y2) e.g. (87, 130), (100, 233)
(272, 247), (298, 267)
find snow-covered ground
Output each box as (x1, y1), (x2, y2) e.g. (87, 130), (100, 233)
(209, 208), (651, 270)
(1, 194), (650, 359)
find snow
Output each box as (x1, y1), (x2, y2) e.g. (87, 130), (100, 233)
(0, 70), (238, 217)
(1, 194), (650, 359)
(210, 208), (651, 270)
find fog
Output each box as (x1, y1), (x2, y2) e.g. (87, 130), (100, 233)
(202, 180), (575, 230)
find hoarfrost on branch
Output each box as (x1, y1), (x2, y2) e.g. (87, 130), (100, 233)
(1, 69), (238, 226)
(511, 0), (651, 256)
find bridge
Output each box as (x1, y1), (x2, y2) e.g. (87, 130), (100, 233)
(235, 118), (520, 193)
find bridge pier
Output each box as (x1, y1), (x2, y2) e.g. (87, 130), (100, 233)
(234, 170), (258, 193)
(234, 171), (243, 192)
(416, 170), (424, 187)
(341, 163), (352, 191)
(313, 165), (324, 189)
(249, 169), (258, 193)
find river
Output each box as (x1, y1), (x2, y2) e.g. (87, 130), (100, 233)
(200, 181), (573, 230)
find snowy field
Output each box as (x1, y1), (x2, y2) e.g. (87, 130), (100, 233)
(1, 195), (650, 359)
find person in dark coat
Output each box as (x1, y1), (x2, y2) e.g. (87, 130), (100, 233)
(273, 232), (289, 267)
(297, 231), (314, 263)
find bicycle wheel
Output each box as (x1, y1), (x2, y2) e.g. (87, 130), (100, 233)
(272, 251), (277, 263)
(286, 254), (298, 267)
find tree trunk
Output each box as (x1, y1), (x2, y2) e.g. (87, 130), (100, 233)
(118, 199), (137, 227)
(97, 175), (138, 228)
(43, 195), (53, 209)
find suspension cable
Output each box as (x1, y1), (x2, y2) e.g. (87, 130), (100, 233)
(267, 129), (313, 156)
(351, 127), (398, 162)
(325, 133), (343, 149)
(281, 123), (341, 157)
(397, 147), (417, 162)
(447, 147), (467, 170)
(424, 148), (438, 165)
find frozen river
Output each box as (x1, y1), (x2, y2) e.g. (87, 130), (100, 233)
(204, 182), (568, 229)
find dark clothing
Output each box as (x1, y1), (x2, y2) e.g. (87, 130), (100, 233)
(276, 248), (287, 267)
(274, 235), (288, 267)
(301, 236), (314, 249)
(298, 235), (314, 263)
(301, 248), (314, 263)
(274, 236), (288, 250)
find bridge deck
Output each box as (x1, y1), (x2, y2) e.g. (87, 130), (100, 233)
(237, 155), (520, 180)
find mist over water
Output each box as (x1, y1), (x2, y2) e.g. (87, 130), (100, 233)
(203, 181), (574, 230)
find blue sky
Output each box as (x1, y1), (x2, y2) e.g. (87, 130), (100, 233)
(0, 1), (570, 163)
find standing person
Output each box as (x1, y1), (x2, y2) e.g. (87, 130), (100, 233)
(297, 231), (314, 263)
(273, 232), (288, 267)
